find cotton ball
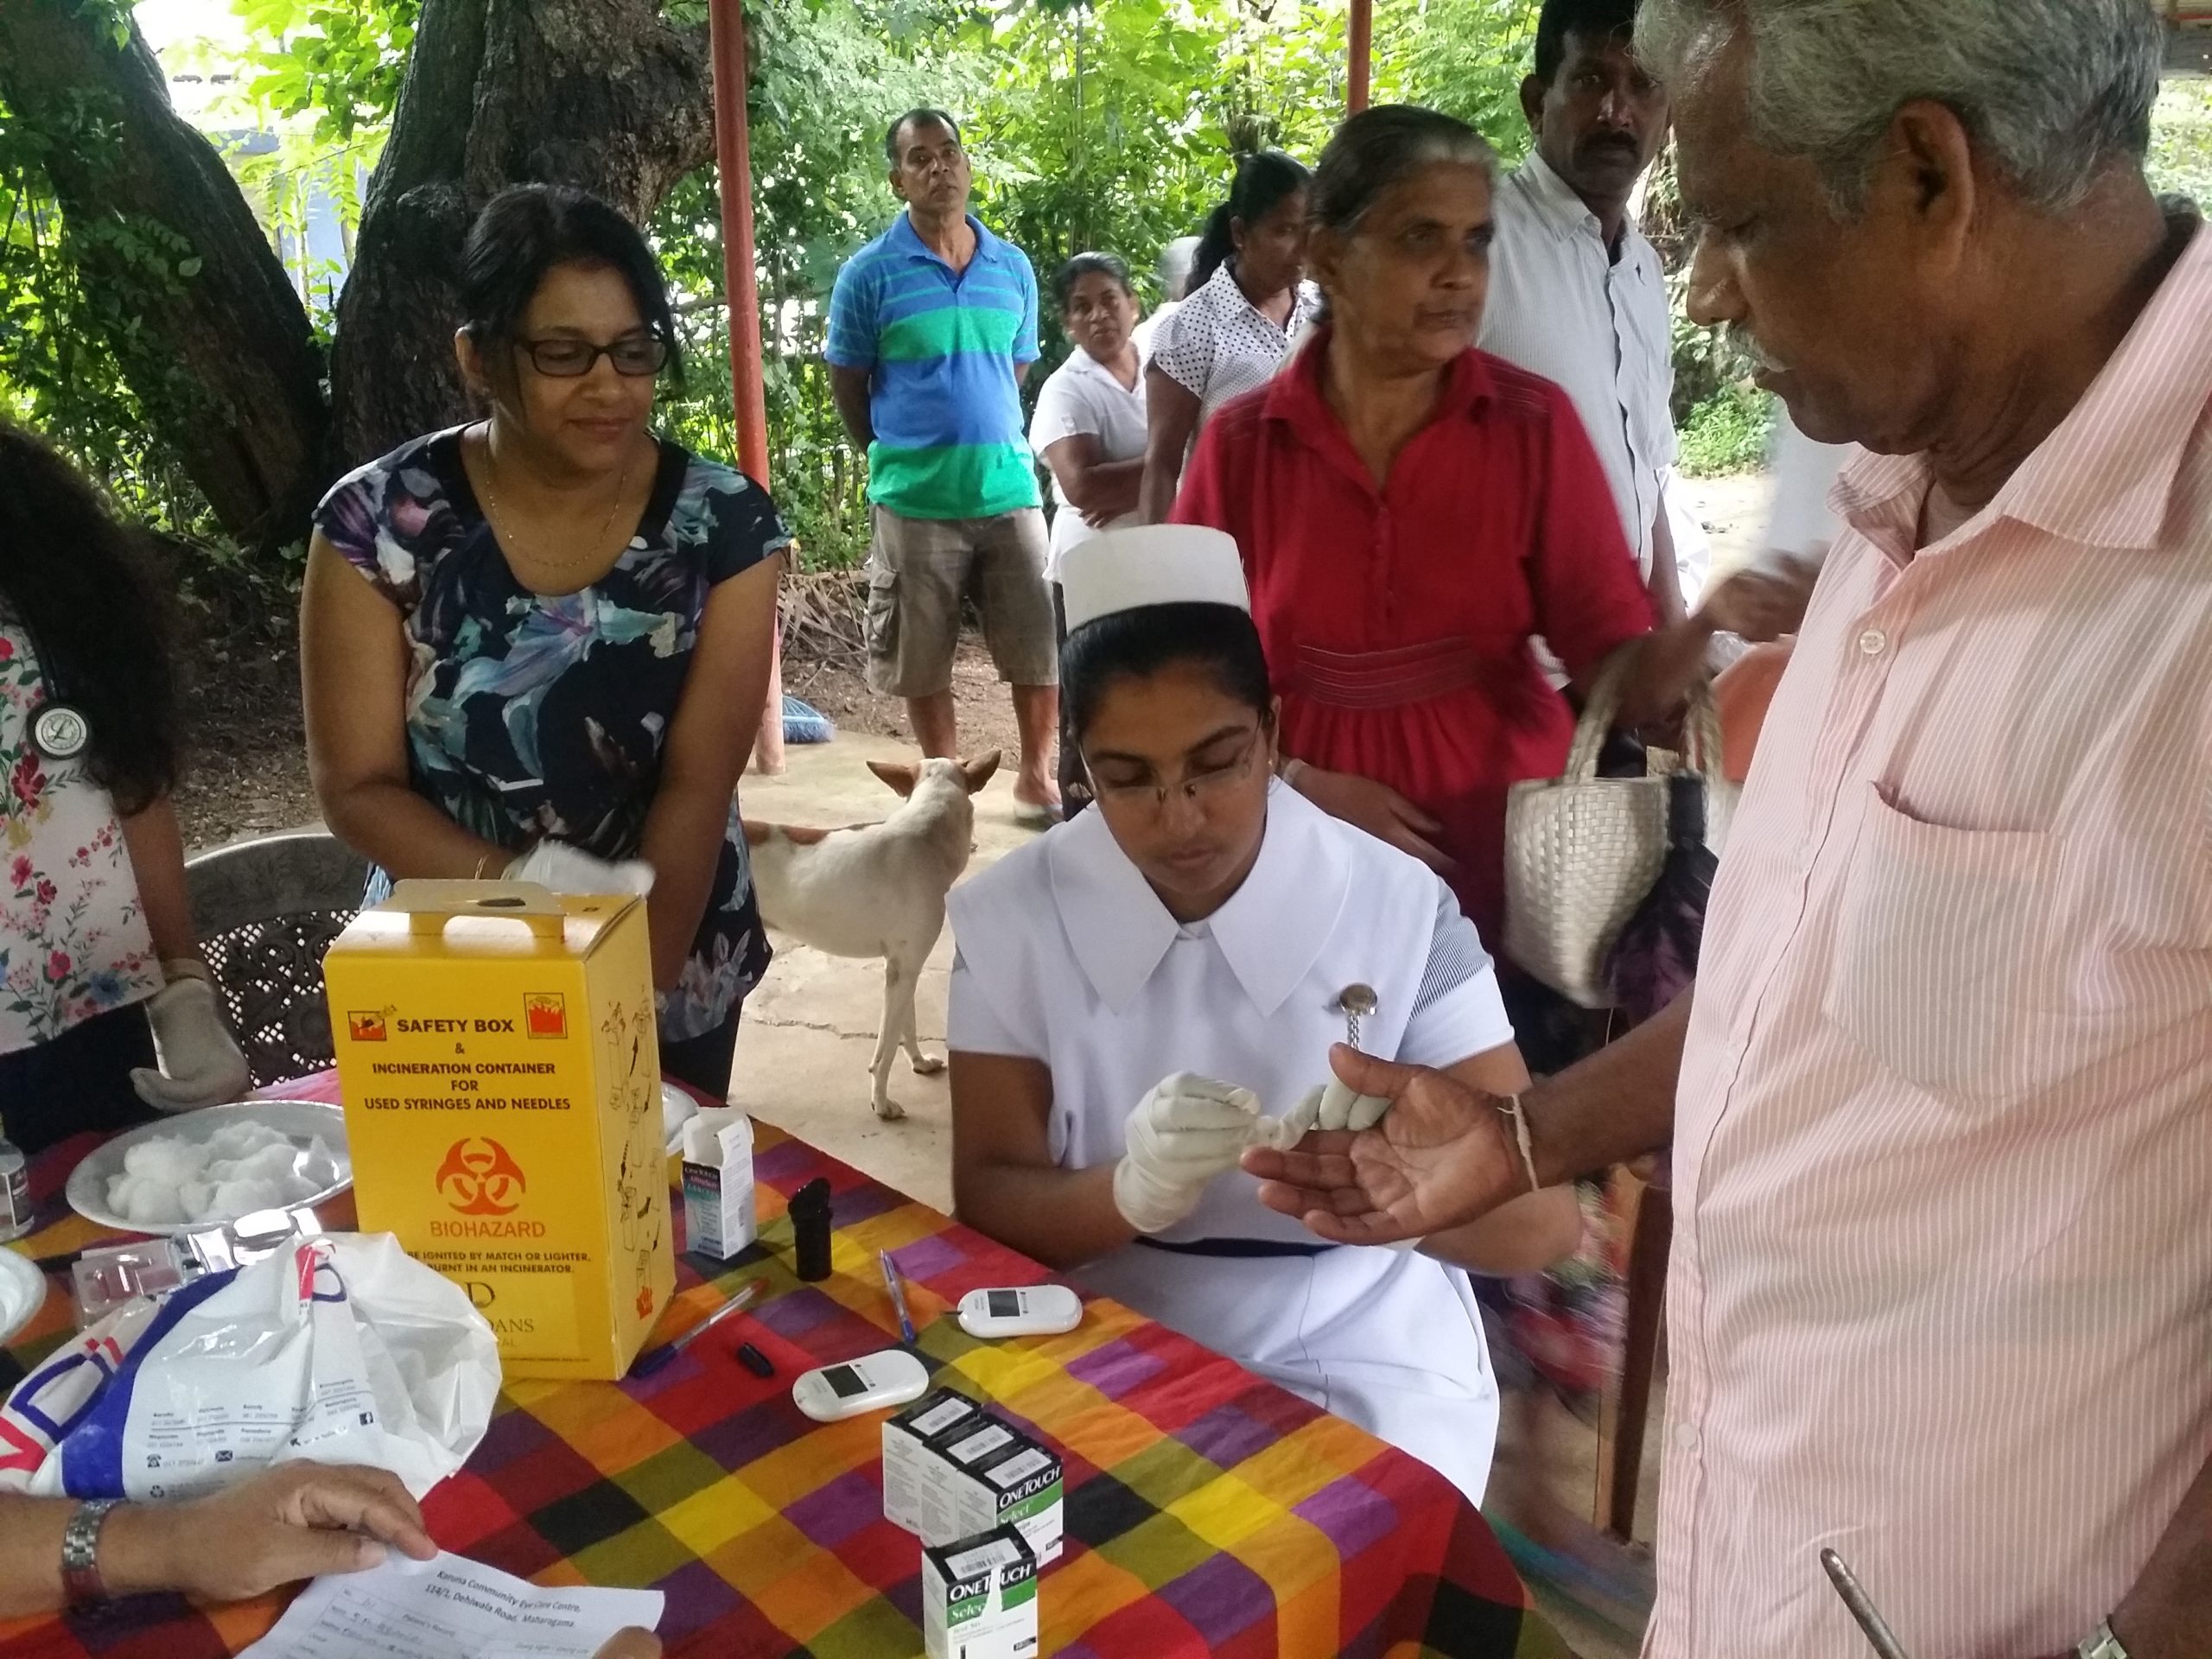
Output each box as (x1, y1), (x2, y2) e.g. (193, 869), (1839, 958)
(299, 1137), (339, 1188)
(121, 1178), (187, 1227)
(123, 1136), (207, 1184)
(176, 1179), (217, 1221)
(271, 1166), (323, 1206)
(236, 1143), (305, 1185)
(207, 1121), (284, 1160)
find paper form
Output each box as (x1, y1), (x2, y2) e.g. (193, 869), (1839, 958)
(239, 1551), (664, 1659)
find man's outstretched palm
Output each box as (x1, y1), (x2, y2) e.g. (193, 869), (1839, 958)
(1240, 1045), (1525, 1244)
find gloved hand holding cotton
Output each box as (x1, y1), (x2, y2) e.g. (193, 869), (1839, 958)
(1113, 1073), (1269, 1235)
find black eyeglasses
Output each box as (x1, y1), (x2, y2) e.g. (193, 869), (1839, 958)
(1087, 728), (1265, 815)
(514, 334), (670, 378)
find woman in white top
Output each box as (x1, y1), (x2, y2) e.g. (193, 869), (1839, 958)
(1031, 253), (1150, 810)
(947, 525), (1580, 1503)
(1138, 155), (1318, 521)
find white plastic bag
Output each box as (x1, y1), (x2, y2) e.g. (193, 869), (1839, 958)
(0, 1233), (498, 1501)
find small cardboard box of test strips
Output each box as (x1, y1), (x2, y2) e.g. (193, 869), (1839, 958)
(884, 1388), (982, 1534)
(882, 1395), (1063, 1564)
(680, 1108), (756, 1259)
(923, 1525), (1039, 1659)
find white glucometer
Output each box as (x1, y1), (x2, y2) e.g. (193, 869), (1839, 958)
(791, 1349), (931, 1422)
(956, 1285), (1084, 1340)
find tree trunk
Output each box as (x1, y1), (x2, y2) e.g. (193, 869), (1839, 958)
(0, 0), (327, 550)
(328, 0), (716, 466)
(1, 0), (718, 542)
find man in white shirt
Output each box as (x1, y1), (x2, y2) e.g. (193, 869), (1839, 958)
(1479, 0), (1704, 620)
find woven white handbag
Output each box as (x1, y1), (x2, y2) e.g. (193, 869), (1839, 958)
(1502, 659), (1736, 1009)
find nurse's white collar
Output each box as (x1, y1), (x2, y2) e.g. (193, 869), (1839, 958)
(1046, 779), (1351, 1017)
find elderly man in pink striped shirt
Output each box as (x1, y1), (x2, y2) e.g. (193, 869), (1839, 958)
(1245, 3), (2212, 1657)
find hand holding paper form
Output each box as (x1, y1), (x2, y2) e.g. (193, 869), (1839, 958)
(240, 1550), (663, 1659)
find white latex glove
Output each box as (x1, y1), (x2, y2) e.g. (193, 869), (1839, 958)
(1113, 1073), (1266, 1235)
(1276, 1078), (1393, 1140)
(130, 965), (251, 1113)
(1269, 1081), (1420, 1252)
(505, 842), (655, 898)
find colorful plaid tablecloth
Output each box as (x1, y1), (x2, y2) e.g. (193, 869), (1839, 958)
(1, 1087), (1567, 1659)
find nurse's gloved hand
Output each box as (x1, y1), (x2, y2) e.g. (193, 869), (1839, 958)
(1113, 1073), (1265, 1235)
(130, 961), (251, 1112)
(505, 841), (656, 897)
(1277, 1078), (1392, 1140)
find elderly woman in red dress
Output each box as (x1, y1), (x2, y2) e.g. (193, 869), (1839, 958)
(1173, 105), (1784, 1034)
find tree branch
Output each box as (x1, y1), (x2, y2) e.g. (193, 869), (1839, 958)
(0, 0), (327, 549)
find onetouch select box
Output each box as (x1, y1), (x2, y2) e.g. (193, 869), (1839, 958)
(322, 880), (674, 1380)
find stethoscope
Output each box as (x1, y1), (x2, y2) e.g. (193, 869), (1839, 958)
(12, 614), (93, 764)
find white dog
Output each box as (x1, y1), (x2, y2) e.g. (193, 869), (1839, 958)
(744, 753), (1001, 1120)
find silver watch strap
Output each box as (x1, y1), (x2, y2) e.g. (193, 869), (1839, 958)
(2078, 1618), (2130, 1659)
(60, 1497), (121, 1605)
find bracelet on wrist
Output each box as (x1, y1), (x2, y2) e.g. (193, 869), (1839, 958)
(1497, 1094), (1541, 1193)
(60, 1497), (122, 1605)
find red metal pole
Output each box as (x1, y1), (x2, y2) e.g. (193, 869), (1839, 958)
(708, 0), (785, 773)
(1348, 0), (1372, 112)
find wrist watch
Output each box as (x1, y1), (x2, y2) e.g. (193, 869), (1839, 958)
(2078, 1618), (2131, 1659)
(60, 1497), (121, 1605)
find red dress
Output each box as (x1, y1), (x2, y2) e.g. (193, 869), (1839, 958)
(1173, 331), (1655, 950)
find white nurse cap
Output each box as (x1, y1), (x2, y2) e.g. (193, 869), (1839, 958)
(1059, 524), (1250, 634)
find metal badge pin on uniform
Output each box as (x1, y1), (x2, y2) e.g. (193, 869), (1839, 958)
(1334, 983), (1377, 1050)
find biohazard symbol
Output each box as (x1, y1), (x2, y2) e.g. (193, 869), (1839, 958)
(434, 1137), (527, 1215)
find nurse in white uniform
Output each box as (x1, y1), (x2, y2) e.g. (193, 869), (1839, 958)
(946, 525), (1580, 1503)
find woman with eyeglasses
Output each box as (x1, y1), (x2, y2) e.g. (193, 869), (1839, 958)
(301, 185), (786, 1096)
(944, 526), (1580, 1503)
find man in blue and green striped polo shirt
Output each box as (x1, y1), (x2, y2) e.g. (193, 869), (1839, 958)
(826, 109), (1061, 818)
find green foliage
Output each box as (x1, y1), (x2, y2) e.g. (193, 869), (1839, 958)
(2150, 77), (2212, 207)
(0, 92), (218, 537)
(1677, 380), (1773, 478)
(1376, 0), (1538, 155)
(649, 0), (1545, 568)
(231, 0), (417, 142)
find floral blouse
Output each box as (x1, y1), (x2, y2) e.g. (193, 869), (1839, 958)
(314, 429), (789, 1043)
(0, 607), (162, 1056)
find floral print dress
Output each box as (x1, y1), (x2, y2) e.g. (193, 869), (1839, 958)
(315, 428), (787, 1044)
(0, 607), (162, 1055)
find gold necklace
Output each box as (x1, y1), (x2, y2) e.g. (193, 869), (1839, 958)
(474, 422), (635, 569)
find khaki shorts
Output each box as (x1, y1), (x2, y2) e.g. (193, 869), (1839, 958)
(864, 505), (1057, 696)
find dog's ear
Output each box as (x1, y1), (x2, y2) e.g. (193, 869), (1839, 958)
(868, 759), (921, 798)
(959, 751), (1003, 793)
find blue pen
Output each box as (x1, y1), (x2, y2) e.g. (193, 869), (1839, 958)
(632, 1278), (767, 1377)
(879, 1249), (918, 1344)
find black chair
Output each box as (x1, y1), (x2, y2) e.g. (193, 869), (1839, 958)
(186, 830), (370, 1089)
